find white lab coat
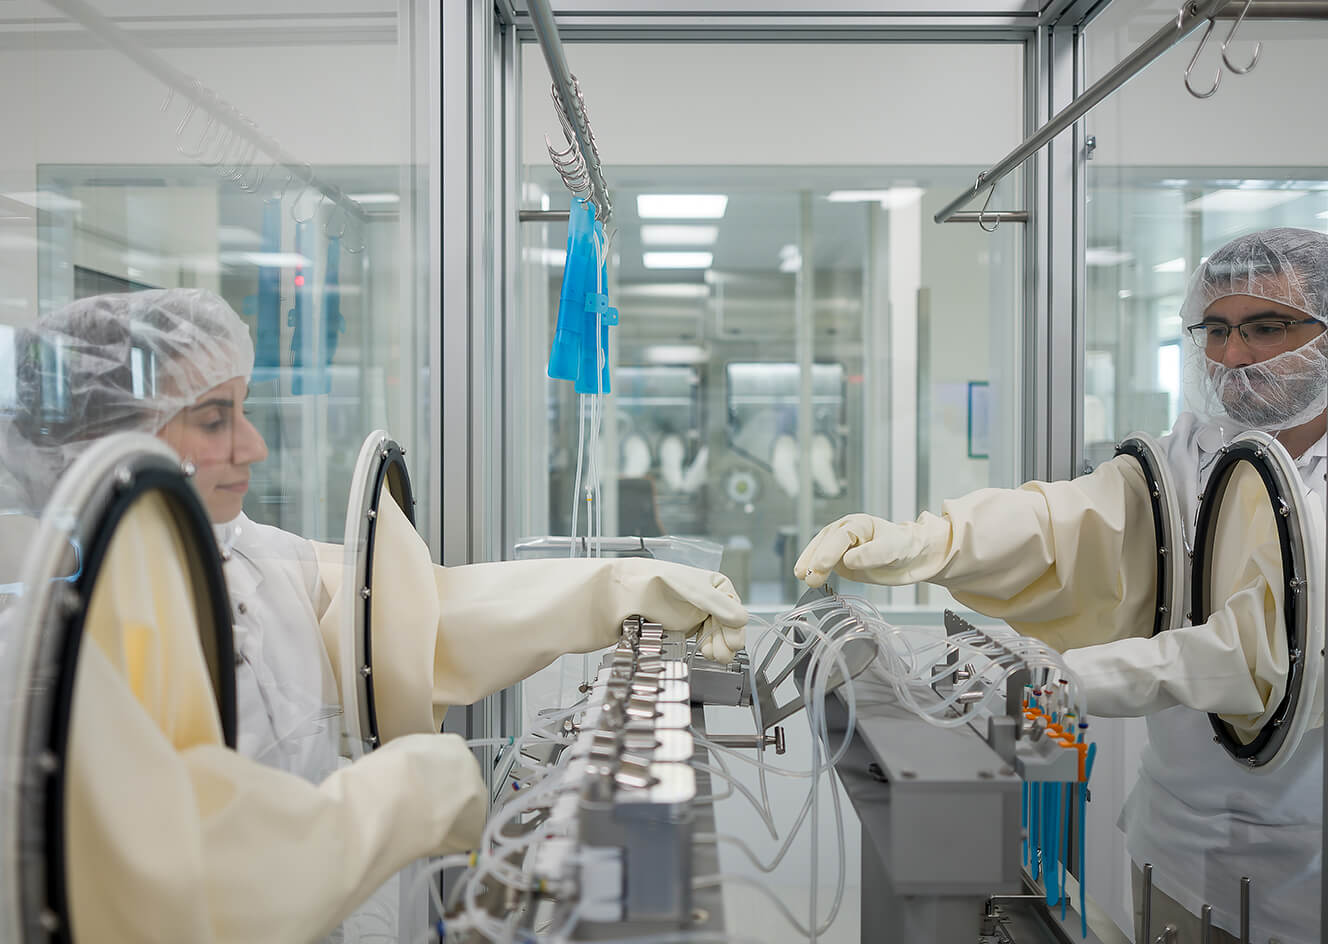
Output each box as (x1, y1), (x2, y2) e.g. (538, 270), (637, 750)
(1118, 412), (1326, 944)
(220, 515), (343, 784)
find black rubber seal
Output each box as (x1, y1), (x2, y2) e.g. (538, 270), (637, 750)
(1191, 442), (1304, 767)
(41, 464), (235, 944)
(1115, 440), (1174, 638)
(359, 444), (416, 750)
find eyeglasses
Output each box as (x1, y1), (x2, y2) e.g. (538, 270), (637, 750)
(1186, 317), (1322, 351)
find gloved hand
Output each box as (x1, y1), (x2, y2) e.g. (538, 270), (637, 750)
(316, 494), (749, 740)
(794, 457), (1158, 654)
(688, 568), (746, 664)
(795, 512), (950, 588)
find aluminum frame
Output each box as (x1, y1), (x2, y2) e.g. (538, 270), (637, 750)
(467, 0), (1117, 751)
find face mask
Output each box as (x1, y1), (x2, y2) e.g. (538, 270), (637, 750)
(1207, 330), (1328, 430)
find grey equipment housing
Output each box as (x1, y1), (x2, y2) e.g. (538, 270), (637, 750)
(0, 433), (235, 944)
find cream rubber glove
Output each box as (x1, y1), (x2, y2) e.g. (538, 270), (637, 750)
(1063, 584), (1272, 731)
(796, 455), (1159, 653)
(316, 493), (748, 743)
(67, 492), (487, 944)
(796, 512), (950, 589)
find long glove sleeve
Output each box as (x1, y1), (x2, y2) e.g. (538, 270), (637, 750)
(1065, 463), (1319, 741)
(186, 733), (483, 943)
(67, 492), (487, 944)
(797, 456), (1158, 652)
(1064, 584), (1273, 726)
(315, 494), (747, 743)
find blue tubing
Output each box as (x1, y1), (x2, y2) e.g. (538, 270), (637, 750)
(1079, 742), (1098, 938)
(1060, 783), (1069, 920)
(1031, 782), (1041, 879)
(1022, 782), (1029, 866)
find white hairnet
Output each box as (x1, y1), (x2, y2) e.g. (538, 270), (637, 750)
(0, 289), (254, 512)
(1182, 227), (1328, 432)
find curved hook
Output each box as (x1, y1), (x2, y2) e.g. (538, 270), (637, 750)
(1220, 0), (1262, 74)
(273, 168), (297, 203)
(225, 118), (261, 188)
(176, 109), (217, 160)
(324, 203), (348, 240)
(202, 120), (238, 169)
(1184, 18), (1222, 99)
(343, 215), (367, 254)
(290, 165), (322, 224)
(240, 158), (268, 195)
(976, 175), (1000, 234)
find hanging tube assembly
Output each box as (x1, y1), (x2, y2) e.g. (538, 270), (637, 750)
(527, 0), (613, 224)
(43, 0), (367, 224)
(934, 0), (1229, 224)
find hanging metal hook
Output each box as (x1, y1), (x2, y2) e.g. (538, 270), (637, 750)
(1184, 18), (1222, 99)
(290, 165), (322, 223)
(224, 117), (261, 188)
(176, 108), (217, 160)
(976, 174), (1000, 233)
(324, 203), (348, 240)
(238, 145), (268, 194)
(202, 118), (238, 170)
(1220, 0), (1262, 74)
(272, 167), (297, 203)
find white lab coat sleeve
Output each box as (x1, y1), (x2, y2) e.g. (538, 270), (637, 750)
(314, 494), (746, 742)
(68, 492), (487, 944)
(921, 455), (1159, 652)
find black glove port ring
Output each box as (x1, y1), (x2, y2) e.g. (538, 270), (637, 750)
(6, 434), (234, 944)
(1116, 433), (1187, 639)
(1191, 431), (1322, 772)
(342, 430), (417, 758)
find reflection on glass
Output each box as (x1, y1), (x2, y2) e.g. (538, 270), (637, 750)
(29, 165), (423, 542)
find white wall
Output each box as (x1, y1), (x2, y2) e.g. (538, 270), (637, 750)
(1086, 10), (1328, 167)
(522, 42), (1026, 166)
(0, 22), (406, 322)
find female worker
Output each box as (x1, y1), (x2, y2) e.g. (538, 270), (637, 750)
(0, 287), (747, 942)
(796, 227), (1326, 944)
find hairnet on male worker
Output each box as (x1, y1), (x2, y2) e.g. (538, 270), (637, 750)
(1181, 226), (1328, 431)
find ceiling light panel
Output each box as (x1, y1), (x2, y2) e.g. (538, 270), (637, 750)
(637, 195), (728, 219)
(640, 225), (719, 247)
(642, 251), (713, 269)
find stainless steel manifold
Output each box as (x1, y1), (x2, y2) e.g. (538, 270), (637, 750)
(533, 616), (697, 927)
